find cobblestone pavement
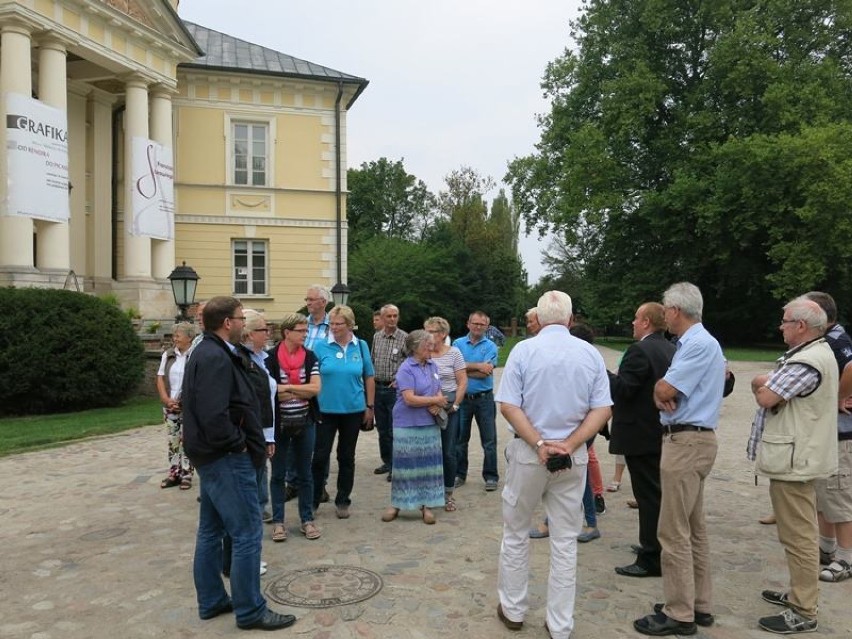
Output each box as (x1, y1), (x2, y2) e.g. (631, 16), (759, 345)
(0, 348), (849, 638)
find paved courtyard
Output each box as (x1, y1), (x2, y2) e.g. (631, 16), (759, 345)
(0, 347), (849, 638)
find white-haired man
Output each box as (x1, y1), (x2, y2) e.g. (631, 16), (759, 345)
(634, 282), (725, 637)
(372, 304), (408, 479)
(495, 290), (612, 638)
(748, 297), (838, 634)
(304, 285), (330, 350)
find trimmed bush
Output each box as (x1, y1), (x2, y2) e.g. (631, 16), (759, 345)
(0, 288), (145, 415)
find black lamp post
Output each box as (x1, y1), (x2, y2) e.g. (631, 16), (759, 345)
(331, 282), (350, 306)
(168, 261), (200, 322)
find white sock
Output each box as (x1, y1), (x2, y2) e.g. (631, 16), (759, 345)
(834, 545), (852, 565)
(819, 535), (837, 555)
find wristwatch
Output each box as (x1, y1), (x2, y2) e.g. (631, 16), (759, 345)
(534, 439), (544, 450)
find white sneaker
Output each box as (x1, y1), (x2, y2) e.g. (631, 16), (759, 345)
(259, 560), (268, 576)
(819, 559), (851, 582)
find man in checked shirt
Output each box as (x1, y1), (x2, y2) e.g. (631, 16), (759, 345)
(748, 297), (838, 635)
(371, 304), (408, 481)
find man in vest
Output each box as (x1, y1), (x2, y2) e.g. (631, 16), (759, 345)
(804, 292), (852, 583)
(748, 297), (838, 635)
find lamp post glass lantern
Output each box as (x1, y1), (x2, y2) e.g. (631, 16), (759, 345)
(331, 282), (350, 306)
(168, 261), (200, 321)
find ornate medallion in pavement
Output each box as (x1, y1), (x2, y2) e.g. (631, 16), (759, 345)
(266, 566), (383, 608)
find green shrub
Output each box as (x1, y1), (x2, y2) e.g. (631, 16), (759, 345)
(0, 288), (145, 415)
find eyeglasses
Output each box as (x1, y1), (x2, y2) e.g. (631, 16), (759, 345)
(304, 297), (322, 303)
(252, 328), (270, 333)
(469, 322), (487, 327)
(780, 319), (800, 325)
(329, 321), (348, 327)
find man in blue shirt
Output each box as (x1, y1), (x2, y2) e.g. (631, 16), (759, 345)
(304, 285), (330, 351)
(633, 282), (725, 637)
(454, 311), (500, 491)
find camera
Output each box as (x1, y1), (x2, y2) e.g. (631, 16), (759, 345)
(546, 454), (573, 473)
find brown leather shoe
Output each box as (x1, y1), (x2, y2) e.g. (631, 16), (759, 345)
(497, 604), (523, 631)
(759, 514), (776, 525)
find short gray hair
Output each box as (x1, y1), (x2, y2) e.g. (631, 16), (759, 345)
(307, 284), (330, 302)
(172, 322), (195, 339)
(525, 307), (538, 319)
(536, 291), (572, 326)
(663, 282), (703, 321)
(785, 297), (828, 332)
(404, 329), (433, 356)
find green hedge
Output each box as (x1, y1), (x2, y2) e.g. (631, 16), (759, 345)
(0, 288), (145, 415)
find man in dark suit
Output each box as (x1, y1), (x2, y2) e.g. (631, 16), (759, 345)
(609, 302), (676, 578)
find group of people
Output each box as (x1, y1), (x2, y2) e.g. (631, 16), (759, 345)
(496, 283), (850, 639)
(158, 280), (850, 635)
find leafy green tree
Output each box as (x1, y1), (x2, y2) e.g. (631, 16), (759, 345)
(346, 158), (436, 250)
(507, 0), (852, 341)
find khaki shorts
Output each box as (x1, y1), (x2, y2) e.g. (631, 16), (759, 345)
(815, 440), (852, 523)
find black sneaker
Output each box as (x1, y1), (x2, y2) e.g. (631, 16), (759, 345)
(595, 494), (606, 514)
(758, 609), (817, 634)
(761, 590), (790, 607)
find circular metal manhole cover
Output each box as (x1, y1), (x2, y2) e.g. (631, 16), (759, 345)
(266, 566), (383, 608)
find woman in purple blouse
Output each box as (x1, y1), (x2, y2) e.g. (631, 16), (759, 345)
(381, 330), (448, 525)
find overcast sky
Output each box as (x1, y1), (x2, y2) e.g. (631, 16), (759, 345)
(178, 0), (585, 282)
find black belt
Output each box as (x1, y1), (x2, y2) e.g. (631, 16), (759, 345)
(664, 424), (713, 434)
(465, 391), (491, 400)
(375, 380), (394, 387)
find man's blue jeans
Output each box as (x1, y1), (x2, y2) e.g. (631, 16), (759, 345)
(441, 407), (460, 491)
(374, 385), (396, 468)
(455, 391), (499, 483)
(271, 423), (317, 524)
(193, 452), (266, 625)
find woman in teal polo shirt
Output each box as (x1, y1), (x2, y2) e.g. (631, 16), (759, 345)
(311, 305), (375, 519)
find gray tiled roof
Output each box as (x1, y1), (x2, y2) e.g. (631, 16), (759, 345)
(181, 22), (368, 103)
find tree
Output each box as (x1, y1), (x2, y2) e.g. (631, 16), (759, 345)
(507, 0), (852, 341)
(346, 158), (436, 250)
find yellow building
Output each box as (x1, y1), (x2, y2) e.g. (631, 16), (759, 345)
(0, 0), (367, 319)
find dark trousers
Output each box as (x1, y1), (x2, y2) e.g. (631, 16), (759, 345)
(312, 412), (362, 508)
(626, 452), (662, 571)
(374, 385), (396, 467)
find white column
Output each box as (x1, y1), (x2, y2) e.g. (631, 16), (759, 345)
(36, 38), (70, 272)
(0, 24), (34, 271)
(89, 92), (114, 281)
(150, 87), (174, 280)
(66, 85), (89, 274)
(123, 76), (151, 279)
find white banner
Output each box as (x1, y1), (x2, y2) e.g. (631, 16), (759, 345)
(130, 137), (174, 240)
(3, 93), (70, 221)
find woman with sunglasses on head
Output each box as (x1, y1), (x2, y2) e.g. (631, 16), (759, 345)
(265, 313), (322, 541)
(311, 305), (375, 520)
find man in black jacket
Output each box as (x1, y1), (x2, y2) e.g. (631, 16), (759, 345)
(182, 296), (295, 631)
(609, 302), (676, 578)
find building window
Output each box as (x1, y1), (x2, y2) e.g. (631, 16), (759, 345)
(232, 122), (267, 186)
(233, 239), (267, 295)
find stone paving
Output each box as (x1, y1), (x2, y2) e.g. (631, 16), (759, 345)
(0, 347), (849, 638)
